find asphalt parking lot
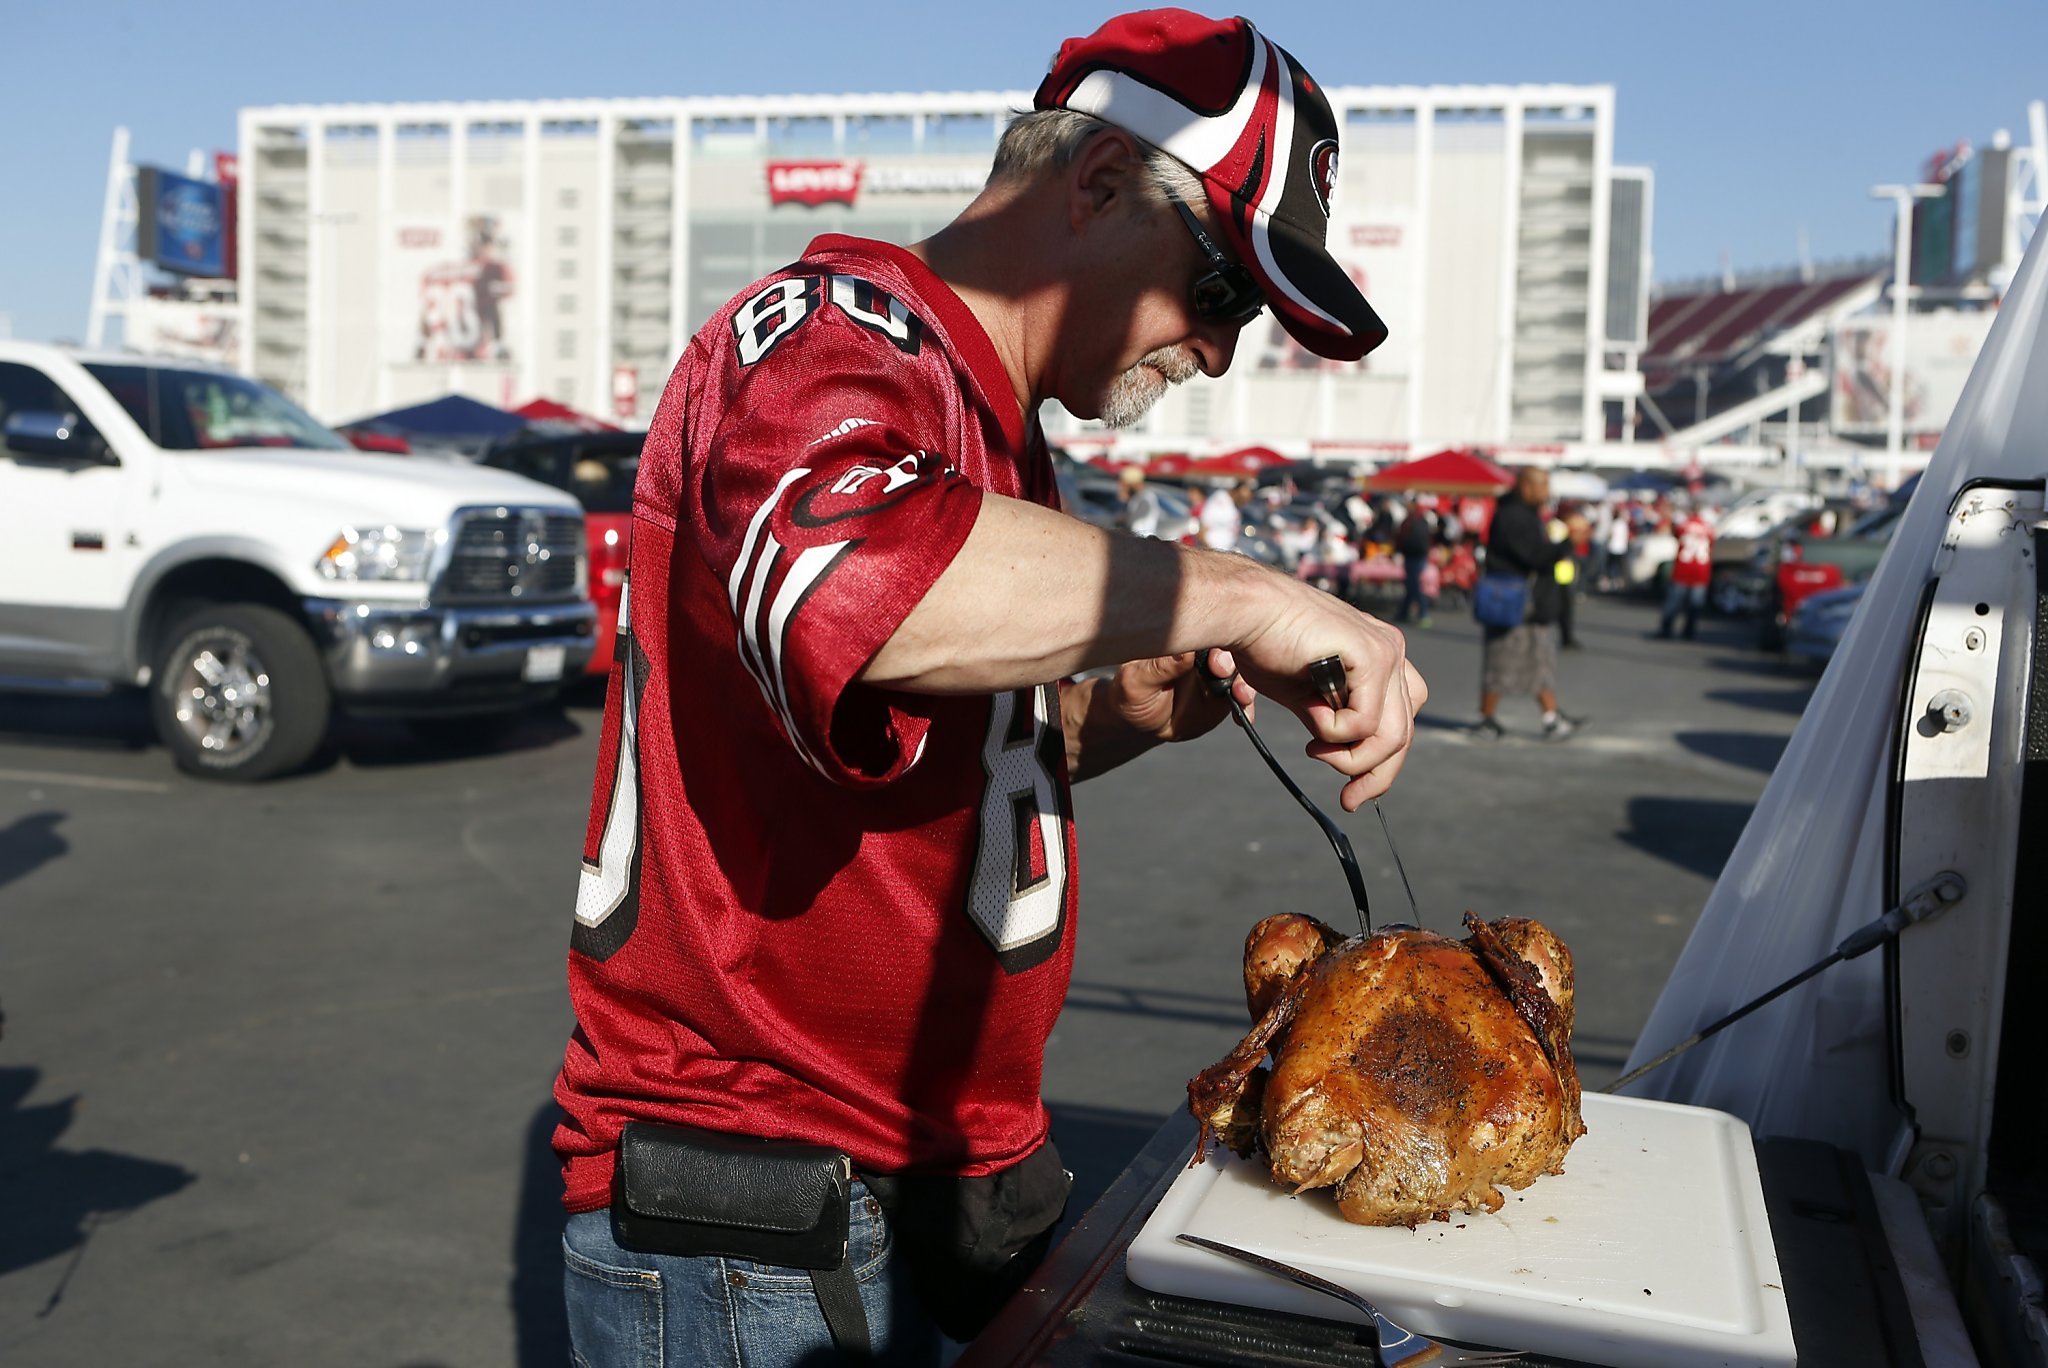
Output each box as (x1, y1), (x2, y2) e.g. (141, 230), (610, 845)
(0, 593), (1813, 1366)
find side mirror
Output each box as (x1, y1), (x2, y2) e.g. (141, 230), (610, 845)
(2, 410), (116, 465)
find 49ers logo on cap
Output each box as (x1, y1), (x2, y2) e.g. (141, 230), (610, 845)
(1309, 139), (1338, 219)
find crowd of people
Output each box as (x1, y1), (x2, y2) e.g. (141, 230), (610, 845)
(1110, 468), (1712, 611)
(1103, 465), (1743, 744)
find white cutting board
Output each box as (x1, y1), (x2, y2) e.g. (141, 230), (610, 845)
(1127, 1092), (1794, 1368)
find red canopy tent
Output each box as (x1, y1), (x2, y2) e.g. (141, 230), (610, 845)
(1143, 452), (1195, 478)
(514, 398), (620, 433)
(1187, 444), (1290, 479)
(1366, 449), (1513, 496)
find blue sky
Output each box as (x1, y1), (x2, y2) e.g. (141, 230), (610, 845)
(3, 0), (2043, 344)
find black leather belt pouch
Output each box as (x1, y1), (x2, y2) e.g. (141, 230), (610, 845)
(610, 1121), (851, 1271)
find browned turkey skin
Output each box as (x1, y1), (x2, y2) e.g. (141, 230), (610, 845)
(1188, 912), (1587, 1228)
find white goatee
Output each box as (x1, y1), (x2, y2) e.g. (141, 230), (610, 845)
(1099, 347), (1198, 429)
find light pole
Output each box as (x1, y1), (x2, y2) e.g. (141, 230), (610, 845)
(1870, 183), (1945, 461)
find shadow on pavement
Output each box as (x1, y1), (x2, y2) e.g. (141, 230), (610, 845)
(0, 811), (69, 892)
(1702, 652), (1807, 678)
(0, 693), (153, 751)
(557, 677), (610, 714)
(511, 1097), (568, 1368)
(307, 707), (588, 774)
(0, 1065), (194, 1302)
(0, 691), (592, 775)
(1706, 685), (1817, 717)
(1061, 980), (1245, 1031)
(1676, 730), (1792, 775)
(1616, 796), (1756, 880)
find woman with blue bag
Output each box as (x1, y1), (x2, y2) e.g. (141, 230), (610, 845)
(1471, 467), (1582, 741)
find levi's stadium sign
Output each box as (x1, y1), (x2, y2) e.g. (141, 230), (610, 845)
(765, 160), (987, 208)
(767, 161), (862, 207)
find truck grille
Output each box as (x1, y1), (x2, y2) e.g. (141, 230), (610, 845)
(438, 509), (585, 602)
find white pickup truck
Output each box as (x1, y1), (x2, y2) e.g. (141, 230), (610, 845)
(0, 342), (596, 780)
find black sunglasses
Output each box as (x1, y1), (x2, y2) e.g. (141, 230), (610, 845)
(1161, 187), (1266, 325)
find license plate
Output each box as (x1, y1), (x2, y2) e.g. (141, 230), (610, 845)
(522, 645), (566, 683)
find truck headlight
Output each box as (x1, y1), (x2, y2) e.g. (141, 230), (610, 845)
(316, 525), (437, 582)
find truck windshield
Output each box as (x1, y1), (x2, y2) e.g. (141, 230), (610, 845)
(83, 364), (349, 452)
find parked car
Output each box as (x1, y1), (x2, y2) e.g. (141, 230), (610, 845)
(1714, 499), (1868, 616)
(0, 343), (595, 779)
(1762, 483), (1917, 648)
(478, 430), (638, 676)
(1622, 486), (1824, 594)
(1783, 582), (1864, 665)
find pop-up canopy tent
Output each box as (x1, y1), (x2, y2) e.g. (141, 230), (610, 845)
(1187, 445), (1291, 479)
(1143, 452), (1195, 478)
(341, 395), (528, 454)
(1365, 449), (1513, 496)
(515, 398), (620, 434)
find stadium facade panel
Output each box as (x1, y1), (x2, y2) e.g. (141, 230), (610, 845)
(239, 87), (1643, 445)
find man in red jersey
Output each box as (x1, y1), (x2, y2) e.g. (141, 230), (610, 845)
(1657, 497), (1716, 640)
(555, 11), (1428, 1364)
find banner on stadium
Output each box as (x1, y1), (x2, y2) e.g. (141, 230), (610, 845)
(386, 214), (520, 367)
(1832, 311), (1996, 436)
(762, 158), (989, 209)
(136, 167), (228, 278)
(128, 294), (240, 367)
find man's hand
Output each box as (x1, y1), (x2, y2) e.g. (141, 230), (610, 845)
(1110, 651), (1256, 744)
(1219, 578), (1430, 811)
(1063, 653), (1256, 782)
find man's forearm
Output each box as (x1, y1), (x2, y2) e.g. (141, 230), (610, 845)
(860, 492), (1268, 694)
(862, 491), (1426, 810)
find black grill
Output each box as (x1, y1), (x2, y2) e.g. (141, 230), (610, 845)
(439, 510), (584, 602)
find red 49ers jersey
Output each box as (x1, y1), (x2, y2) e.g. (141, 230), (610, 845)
(553, 237), (1078, 1212)
(1672, 514), (1715, 587)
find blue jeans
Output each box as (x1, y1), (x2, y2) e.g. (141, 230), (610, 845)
(1398, 554), (1432, 621)
(563, 1182), (955, 1368)
(1660, 581), (1706, 637)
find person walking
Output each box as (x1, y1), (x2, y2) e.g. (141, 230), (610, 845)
(1472, 466), (1579, 741)
(1394, 498), (1436, 626)
(1550, 508), (1586, 649)
(1117, 463), (1163, 538)
(1601, 502), (1630, 590)
(552, 13), (1426, 1368)
(1657, 498), (1715, 639)
(1199, 479), (1245, 551)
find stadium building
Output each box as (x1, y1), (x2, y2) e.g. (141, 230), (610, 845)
(233, 87), (1649, 451)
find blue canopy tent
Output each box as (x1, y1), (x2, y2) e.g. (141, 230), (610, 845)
(341, 395), (529, 455)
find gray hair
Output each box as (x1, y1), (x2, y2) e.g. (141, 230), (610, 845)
(989, 108), (1206, 208)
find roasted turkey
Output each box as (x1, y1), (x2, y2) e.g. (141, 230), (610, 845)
(1187, 912), (1586, 1227)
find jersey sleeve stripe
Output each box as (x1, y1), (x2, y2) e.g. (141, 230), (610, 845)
(762, 542), (855, 780)
(728, 466), (810, 617)
(765, 539), (855, 748)
(734, 532), (827, 776)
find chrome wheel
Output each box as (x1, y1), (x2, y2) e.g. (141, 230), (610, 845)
(171, 635), (274, 758)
